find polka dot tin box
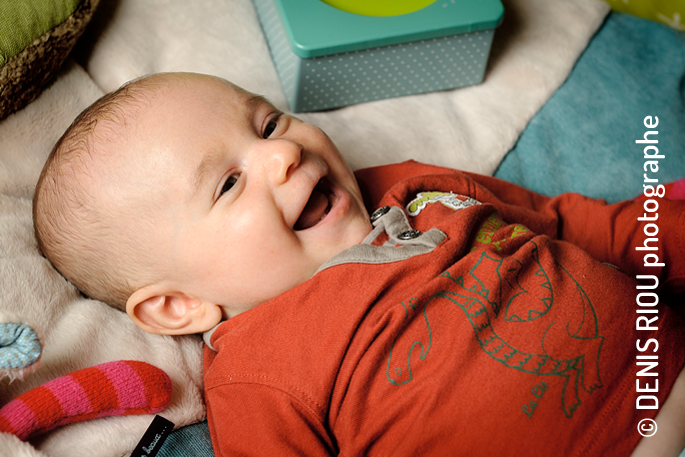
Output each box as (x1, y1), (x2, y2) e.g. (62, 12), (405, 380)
(252, 0), (504, 112)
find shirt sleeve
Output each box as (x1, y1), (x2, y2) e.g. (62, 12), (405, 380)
(205, 382), (336, 457)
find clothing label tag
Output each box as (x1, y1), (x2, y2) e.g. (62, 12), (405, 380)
(131, 415), (175, 457)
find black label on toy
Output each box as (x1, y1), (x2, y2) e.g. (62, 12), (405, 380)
(131, 415), (175, 457)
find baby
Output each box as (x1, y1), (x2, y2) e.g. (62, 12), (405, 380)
(34, 72), (372, 326)
(34, 72), (685, 456)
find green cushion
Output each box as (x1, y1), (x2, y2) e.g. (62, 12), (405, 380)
(0, 0), (98, 121)
(0, 0), (82, 67)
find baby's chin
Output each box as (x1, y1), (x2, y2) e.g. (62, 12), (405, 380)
(343, 208), (374, 239)
(317, 219), (373, 262)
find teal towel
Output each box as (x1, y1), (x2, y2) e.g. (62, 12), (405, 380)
(495, 12), (685, 203)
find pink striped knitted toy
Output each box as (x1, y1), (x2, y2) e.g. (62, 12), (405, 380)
(0, 360), (172, 440)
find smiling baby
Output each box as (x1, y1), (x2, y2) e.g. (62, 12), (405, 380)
(33, 72), (685, 457)
(34, 72), (372, 331)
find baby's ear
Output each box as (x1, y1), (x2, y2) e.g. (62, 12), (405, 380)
(126, 285), (223, 335)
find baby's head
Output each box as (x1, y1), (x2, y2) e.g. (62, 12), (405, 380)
(34, 72), (372, 334)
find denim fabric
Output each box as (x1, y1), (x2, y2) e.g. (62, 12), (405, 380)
(156, 421), (214, 457)
(494, 12), (685, 203)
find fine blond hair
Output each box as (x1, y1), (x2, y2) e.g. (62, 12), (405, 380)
(33, 74), (175, 310)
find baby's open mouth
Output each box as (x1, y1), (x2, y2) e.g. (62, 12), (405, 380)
(294, 178), (333, 231)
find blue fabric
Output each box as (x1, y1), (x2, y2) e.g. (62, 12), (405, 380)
(0, 323), (41, 369)
(156, 421), (214, 457)
(494, 12), (685, 203)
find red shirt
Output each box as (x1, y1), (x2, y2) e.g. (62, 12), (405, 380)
(204, 161), (685, 456)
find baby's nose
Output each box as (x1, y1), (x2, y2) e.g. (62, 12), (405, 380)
(265, 139), (303, 185)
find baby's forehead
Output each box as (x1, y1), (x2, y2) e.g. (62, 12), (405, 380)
(79, 74), (259, 174)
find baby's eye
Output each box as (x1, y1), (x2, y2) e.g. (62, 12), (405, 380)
(262, 115), (281, 139)
(219, 174), (239, 197)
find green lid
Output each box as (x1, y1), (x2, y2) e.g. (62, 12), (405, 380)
(273, 0), (504, 58)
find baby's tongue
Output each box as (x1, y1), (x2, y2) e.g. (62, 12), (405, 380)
(295, 189), (329, 230)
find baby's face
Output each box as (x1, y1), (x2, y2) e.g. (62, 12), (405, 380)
(113, 75), (372, 317)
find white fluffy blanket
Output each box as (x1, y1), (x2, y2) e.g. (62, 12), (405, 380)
(0, 0), (609, 455)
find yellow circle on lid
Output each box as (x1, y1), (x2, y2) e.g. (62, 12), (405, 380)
(320, 0), (437, 17)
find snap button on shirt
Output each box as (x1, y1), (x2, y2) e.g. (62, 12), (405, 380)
(370, 206), (391, 222)
(398, 229), (422, 240)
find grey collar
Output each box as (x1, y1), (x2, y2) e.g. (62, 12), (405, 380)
(316, 206), (446, 273)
